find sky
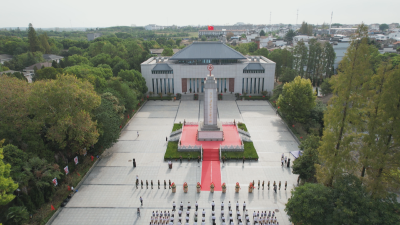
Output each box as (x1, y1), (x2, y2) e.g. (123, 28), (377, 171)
(1, 0), (399, 28)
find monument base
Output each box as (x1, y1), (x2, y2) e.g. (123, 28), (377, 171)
(198, 121), (224, 141)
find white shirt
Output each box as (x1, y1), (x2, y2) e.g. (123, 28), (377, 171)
(228, 202), (231, 207)
(173, 203), (176, 207)
(243, 202), (246, 207)
(202, 211), (205, 216)
(212, 202), (215, 206)
(180, 202), (183, 207)
(195, 202), (198, 207)
(221, 203), (224, 207)
(236, 202), (239, 207)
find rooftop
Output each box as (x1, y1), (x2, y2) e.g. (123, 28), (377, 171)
(169, 42), (246, 60)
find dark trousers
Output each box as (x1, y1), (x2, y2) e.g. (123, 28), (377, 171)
(196, 206), (198, 211)
(243, 206), (246, 211)
(140, 200), (143, 206)
(212, 205), (214, 211)
(173, 206), (176, 211)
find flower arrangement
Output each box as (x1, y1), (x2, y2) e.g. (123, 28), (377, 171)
(249, 182), (254, 189)
(235, 182), (240, 188)
(221, 183), (226, 189)
(263, 96), (265, 98)
(171, 182), (176, 188)
(183, 182), (188, 189)
(249, 96), (251, 98)
(210, 182), (215, 188)
(196, 182), (201, 188)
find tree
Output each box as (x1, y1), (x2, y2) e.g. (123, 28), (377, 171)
(175, 38), (182, 46)
(277, 76), (316, 123)
(285, 182), (333, 225)
(323, 42), (336, 78)
(317, 24), (373, 187)
(259, 30), (266, 36)
(117, 69), (148, 94)
(90, 53), (112, 67)
(162, 48), (173, 56)
(6, 206), (29, 225)
(292, 135), (320, 182)
(22, 157), (62, 188)
(201, 35), (207, 41)
(293, 40), (308, 78)
(379, 23), (389, 31)
(93, 93), (124, 150)
(0, 143), (18, 205)
(28, 75), (101, 156)
(226, 32), (234, 40)
(38, 33), (51, 54)
(27, 23), (41, 52)
(269, 49), (294, 82)
(299, 21), (313, 36)
(251, 48), (269, 58)
(284, 29), (296, 43)
(319, 78), (332, 95)
(279, 68), (297, 83)
(65, 55), (91, 67)
(34, 67), (63, 81)
(112, 60), (130, 76)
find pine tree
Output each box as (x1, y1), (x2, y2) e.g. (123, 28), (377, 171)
(28, 23), (40, 52)
(317, 24), (373, 187)
(39, 33), (51, 54)
(324, 42), (336, 78)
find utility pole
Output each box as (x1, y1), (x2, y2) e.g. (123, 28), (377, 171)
(329, 11), (333, 35)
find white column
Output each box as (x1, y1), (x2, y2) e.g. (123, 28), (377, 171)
(254, 78), (258, 94)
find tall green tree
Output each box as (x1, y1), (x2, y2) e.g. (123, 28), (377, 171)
(259, 30), (266, 36)
(162, 48), (173, 56)
(0, 142), (18, 205)
(292, 135), (320, 182)
(28, 75), (101, 156)
(284, 29), (296, 43)
(379, 23), (389, 31)
(39, 33), (51, 54)
(277, 76), (316, 123)
(27, 23), (41, 52)
(324, 42), (336, 78)
(317, 24), (373, 187)
(293, 40), (308, 78)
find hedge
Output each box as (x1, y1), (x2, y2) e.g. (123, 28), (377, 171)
(148, 96), (173, 100)
(164, 142), (201, 160)
(241, 96), (269, 100)
(221, 142), (258, 160)
(237, 123), (248, 132)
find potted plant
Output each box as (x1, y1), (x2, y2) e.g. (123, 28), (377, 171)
(183, 182), (188, 193)
(210, 182), (215, 193)
(196, 182), (201, 193)
(189, 88), (192, 93)
(221, 183), (227, 193)
(171, 182), (176, 193)
(249, 182), (254, 193)
(235, 182), (240, 193)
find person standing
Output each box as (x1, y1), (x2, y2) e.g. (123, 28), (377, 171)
(211, 201), (215, 211)
(243, 156), (245, 164)
(228, 201), (231, 211)
(146, 180), (149, 189)
(137, 208), (140, 217)
(136, 178), (138, 189)
(243, 201), (246, 211)
(140, 196), (143, 206)
(151, 180), (153, 189)
(262, 180), (264, 190)
(169, 180), (172, 189)
(278, 181), (281, 190)
(180, 201), (183, 211)
(285, 181), (287, 190)
(137, 131), (139, 137)
(284, 156), (287, 165)
(173, 201), (176, 211)
(166, 136), (168, 142)
(180, 156), (182, 163)
(158, 180), (160, 189)
(281, 158), (284, 166)
(141, 180), (143, 189)
(221, 201), (224, 210)
(268, 181), (270, 190)
(222, 156), (225, 164)
(258, 180), (260, 190)
(287, 158), (291, 167)
(236, 201), (239, 211)
(195, 201), (198, 211)
(274, 184), (277, 193)
(188, 201), (191, 210)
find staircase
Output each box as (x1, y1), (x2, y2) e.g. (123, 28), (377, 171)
(203, 149), (220, 161)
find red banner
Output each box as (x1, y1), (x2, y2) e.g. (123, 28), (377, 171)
(208, 26), (214, 30)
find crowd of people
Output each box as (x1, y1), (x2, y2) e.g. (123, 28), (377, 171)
(147, 200), (280, 225)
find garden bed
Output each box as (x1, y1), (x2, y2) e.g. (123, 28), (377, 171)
(164, 142), (201, 160)
(221, 142), (258, 160)
(148, 96), (173, 100)
(241, 96), (269, 100)
(237, 122), (248, 132)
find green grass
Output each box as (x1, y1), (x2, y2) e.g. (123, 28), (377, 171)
(172, 123), (183, 131)
(222, 142), (258, 160)
(237, 123), (248, 132)
(241, 96), (269, 100)
(148, 96), (173, 100)
(164, 142), (201, 160)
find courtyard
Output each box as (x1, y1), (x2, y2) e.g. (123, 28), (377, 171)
(50, 100), (300, 225)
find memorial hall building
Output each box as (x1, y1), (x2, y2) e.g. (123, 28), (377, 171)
(140, 42), (276, 95)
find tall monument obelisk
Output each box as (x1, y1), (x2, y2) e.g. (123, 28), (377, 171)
(198, 64), (224, 141)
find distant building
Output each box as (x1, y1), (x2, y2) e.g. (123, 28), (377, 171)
(145, 24), (163, 31)
(199, 30), (247, 38)
(141, 42), (276, 95)
(24, 62), (52, 75)
(293, 35), (315, 45)
(149, 49), (181, 56)
(43, 54), (64, 63)
(389, 23), (399, 29)
(87, 33), (102, 41)
(369, 24), (380, 30)
(0, 54), (13, 64)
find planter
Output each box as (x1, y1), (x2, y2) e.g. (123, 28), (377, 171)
(235, 187), (240, 193)
(222, 188), (226, 193)
(172, 187), (176, 193)
(248, 186), (253, 193)
(210, 187), (214, 193)
(184, 187), (188, 193)
(197, 187), (201, 193)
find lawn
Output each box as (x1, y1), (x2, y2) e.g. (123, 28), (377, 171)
(164, 123), (200, 160)
(222, 142), (258, 160)
(172, 123), (183, 131)
(237, 122), (248, 132)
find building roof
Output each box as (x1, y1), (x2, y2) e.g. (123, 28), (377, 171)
(169, 42), (246, 60)
(43, 54), (64, 61)
(150, 49), (181, 54)
(152, 63), (173, 71)
(24, 62), (52, 71)
(243, 63), (264, 71)
(0, 54), (13, 60)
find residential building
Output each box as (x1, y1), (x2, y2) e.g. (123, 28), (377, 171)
(389, 23), (399, 29)
(43, 54), (64, 63)
(0, 54), (13, 64)
(293, 35), (315, 45)
(369, 24), (380, 30)
(198, 30), (247, 38)
(141, 42), (276, 95)
(145, 24), (163, 31)
(87, 33), (102, 41)
(24, 62), (52, 75)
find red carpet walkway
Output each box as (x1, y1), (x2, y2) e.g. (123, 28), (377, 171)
(181, 125), (241, 191)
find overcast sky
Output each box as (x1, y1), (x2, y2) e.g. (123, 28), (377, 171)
(1, 0), (399, 28)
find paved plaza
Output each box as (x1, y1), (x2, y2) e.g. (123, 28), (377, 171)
(51, 100), (299, 225)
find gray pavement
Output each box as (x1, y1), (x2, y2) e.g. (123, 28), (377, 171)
(51, 100), (298, 225)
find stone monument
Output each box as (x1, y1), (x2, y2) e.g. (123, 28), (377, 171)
(198, 65), (224, 141)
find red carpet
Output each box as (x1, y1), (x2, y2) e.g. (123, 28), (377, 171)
(181, 125), (241, 191)
(201, 161), (222, 191)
